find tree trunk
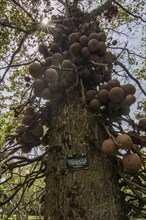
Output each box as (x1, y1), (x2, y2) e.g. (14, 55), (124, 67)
(44, 88), (127, 220)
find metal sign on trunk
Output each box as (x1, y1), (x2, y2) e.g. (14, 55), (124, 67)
(67, 154), (89, 170)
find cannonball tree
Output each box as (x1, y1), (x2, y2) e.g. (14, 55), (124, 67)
(0, 0), (146, 219)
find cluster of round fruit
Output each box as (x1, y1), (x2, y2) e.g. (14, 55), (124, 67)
(50, 6), (91, 47)
(29, 30), (113, 100)
(102, 133), (143, 173)
(67, 30), (114, 85)
(85, 79), (136, 115)
(29, 56), (77, 100)
(15, 106), (44, 153)
(26, 4), (117, 100)
(68, 31), (107, 63)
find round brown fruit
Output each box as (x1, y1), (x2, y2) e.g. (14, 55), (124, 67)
(24, 106), (34, 115)
(80, 68), (90, 78)
(22, 115), (33, 125)
(33, 89), (42, 97)
(104, 70), (112, 82)
(139, 118), (146, 128)
(106, 79), (120, 90)
(112, 40), (118, 45)
(62, 60), (73, 69)
(81, 47), (90, 57)
(121, 84), (136, 96)
(32, 124), (44, 137)
(89, 32), (99, 40)
(120, 105), (130, 115)
(50, 43), (59, 53)
(86, 90), (97, 100)
(70, 42), (82, 57)
(41, 88), (53, 100)
(29, 63), (42, 78)
(96, 42), (106, 56)
(31, 137), (41, 147)
(15, 125), (27, 134)
(65, 71), (76, 83)
(109, 102), (121, 111)
(22, 132), (35, 143)
(24, 76), (31, 82)
(68, 33), (79, 44)
(89, 54), (100, 63)
(63, 26), (71, 35)
(102, 139), (118, 156)
(45, 57), (52, 67)
(122, 153), (142, 172)
(52, 53), (64, 66)
(63, 18), (71, 26)
(89, 99), (101, 110)
(97, 89), (109, 103)
(108, 87), (124, 103)
(21, 145), (32, 153)
(17, 136), (26, 145)
(79, 35), (89, 46)
(62, 78), (73, 89)
(49, 82), (60, 92)
(124, 94), (136, 106)
(26, 83), (30, 88)
(103, 51), (113, 64)
(33, 79), (46, 91)
(91, 74), (102, 85)
(73, 56), (82, 66)
(116, 134), (133, 150)
(99, 84), (107, 90)
(88, 39), (99, 53)
(97, 32), (107, 42)
(63, 51), (69, 59)
(44, 68), (58, 83)
(38, 43), (48, 55)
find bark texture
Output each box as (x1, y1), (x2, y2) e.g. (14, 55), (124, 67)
(44, 88), (127, 220)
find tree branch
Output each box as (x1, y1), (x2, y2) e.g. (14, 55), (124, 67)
(89, 0), (113, 17)
(11, 0), (35, 21)
(1, 148), (50, 172)
(113, 0), (146, 23)
(115, 60), (146, 97)
(110, 46), (146, 59)
(0, 29), (33, 84)
(0, 21), (27, 32)
(6, 185), (27, 219)
(0, 165), (44, 207)
(57, 0), (66, 7)
(0, 59), (37, 70)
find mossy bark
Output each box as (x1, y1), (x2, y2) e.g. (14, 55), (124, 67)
(44, 88), (127, 220)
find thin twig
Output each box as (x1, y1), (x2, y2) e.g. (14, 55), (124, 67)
(118, 170), (146, 193)
(113, 0), (146, 23)
(89, 0), (113, 17)
(109, 46), (146, 59)
(0, 21), (27, 32)
(0, 59), (37, 70)
(0, 29), (34, 83)
(116, 60), (146, 97)
(11, 0), (35, 21)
